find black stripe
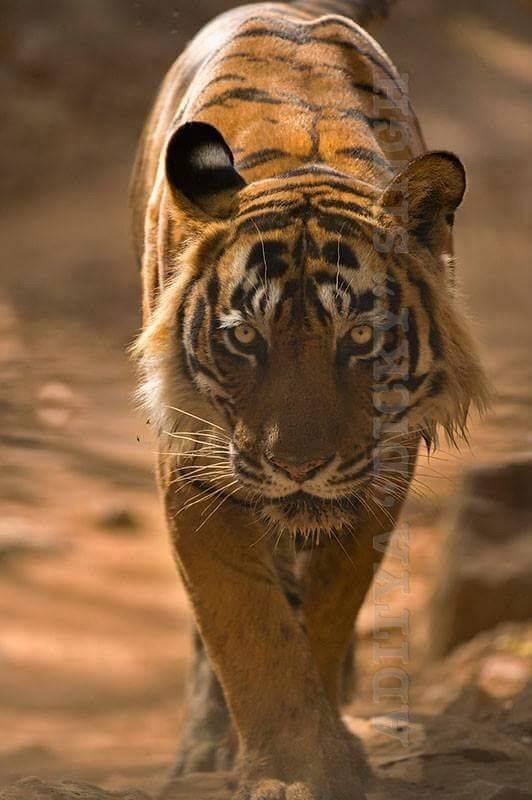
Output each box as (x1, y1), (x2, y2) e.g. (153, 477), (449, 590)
(241, 178), (376, 204)
(357, 291), (376, 313)
(350, 81), (390, 100)
(321, 240), (360, 269)
(236, 198), (301, 218)
(207, 273), (220, 307)
(189, 297), (206, 350)
(428, 370), (446, 397)
(310, 15), (409, 87)
(376, 372), (430, 396)
(237, 451), (263, 471)
(384, 271), (403, 319)
(339, 444), (373, 472)
(313, 212), (370, 239)
(409, 274), (444, 359)
(188, 357), (229, 391)
(304, 275), (332, 325)
(230, 24), (404, 91)
(406, 306), (420, 376)
(201, 73), (246, 91)
(199, 86), (283, 112)
(216, 49), (410, 112)
(231, 25), (313, 47)
(331, 458), (374, 485)
(230, 283), (246, 311)
(238, 148), (293, 170)
(336, 147), (391, 170)
(235, 212), (294, 234)
(285, 589), (303, 610)
(247, 240), (290, 279)
(317, 197), (372, 217)
(280, 164), (354, 179)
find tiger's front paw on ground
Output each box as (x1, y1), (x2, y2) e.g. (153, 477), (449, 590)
(234, 779), (366, 800)
(234, 780), (307, 800)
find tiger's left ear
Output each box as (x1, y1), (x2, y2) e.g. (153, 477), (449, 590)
(165, 121), (246, 217)
(380, 152), (466, 256)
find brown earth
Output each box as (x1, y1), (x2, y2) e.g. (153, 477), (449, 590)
(0, 0), (531, 797)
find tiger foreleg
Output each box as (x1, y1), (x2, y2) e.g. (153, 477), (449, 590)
(172, 629), (237, 776)
(300, 521), (387, 711)
(165, 487), (367, 800)
(300, 468), (413, 712)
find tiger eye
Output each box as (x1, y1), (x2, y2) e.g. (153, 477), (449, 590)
(233, 324), (257, 345)
(350, 324), (373, 346)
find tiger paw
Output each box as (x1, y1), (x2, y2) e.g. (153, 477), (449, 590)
(234, 778), (366, 800)
(234, 780), (306, 800)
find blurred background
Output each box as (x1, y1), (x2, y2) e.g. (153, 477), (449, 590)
(1, 1), (531, 797)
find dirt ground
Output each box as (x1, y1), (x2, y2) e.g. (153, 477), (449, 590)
(1, 0), (531, 797)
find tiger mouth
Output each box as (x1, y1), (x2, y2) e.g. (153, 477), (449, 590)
(266, 490), (359, 518)
(259, 490), (362, 536)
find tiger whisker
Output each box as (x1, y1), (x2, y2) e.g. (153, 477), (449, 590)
(171, 436), (230, 449)
(376, 468), (438, 498)
(331, 528), (355, 568)
(159, 451), (230, 460)
(251, 219), (269, 293)
(165, 434), (230, 449)
(167, 406), (229, 434)
(348, 489), (384, 526)
(170, 468), (232, 487)
(376, 462), (454, 483)
(198, 479), (240, 518)
(173, 461), (230, 475)
(273, 526), (285, 552)
(176, 478), (237, 516)
(363, 489), (397, 525)
(172, 474), (234, 498)
(195, 483), (241, 532)
(171, 428), (230, 443)
(371, 473), (428, 502)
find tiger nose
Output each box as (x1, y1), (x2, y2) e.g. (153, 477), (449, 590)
(268, 455), (333, 483)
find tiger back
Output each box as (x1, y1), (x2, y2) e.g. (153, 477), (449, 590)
(131, 1), (422, 307)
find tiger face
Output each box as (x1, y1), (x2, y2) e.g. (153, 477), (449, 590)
(136, 122), (489, 536)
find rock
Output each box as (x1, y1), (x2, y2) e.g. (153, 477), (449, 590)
(458, 782), (532, 800)
(158, 773), (233, 799)
(0, 778), (150, 800)
(478, 653), (530, 698)
(421, 622), (532, 715)
(441, 684), (503, 721)
(429, 460), (532, 658)
(0, 776), (237, 800)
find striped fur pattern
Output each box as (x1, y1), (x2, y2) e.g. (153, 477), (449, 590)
(293, 0), (396, 27)
(131, 0), (489, 537)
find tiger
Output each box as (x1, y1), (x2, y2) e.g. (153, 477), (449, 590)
(130, 0), (489, 798)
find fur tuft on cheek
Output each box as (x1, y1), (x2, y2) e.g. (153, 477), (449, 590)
(131, 314), (182, 435)
(130, 276), (225, 441)
(411, 283), (491, 448)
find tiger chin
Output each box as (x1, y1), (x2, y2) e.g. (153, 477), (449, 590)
(261, 494), (360, 538)
(130, 0), (489, 798)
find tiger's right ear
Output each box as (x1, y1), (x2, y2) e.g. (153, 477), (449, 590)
(165, 121), (246, 217)
(379, 152), (466, 258)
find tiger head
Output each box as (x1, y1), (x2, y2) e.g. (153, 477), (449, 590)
(135, 122), (489, 536)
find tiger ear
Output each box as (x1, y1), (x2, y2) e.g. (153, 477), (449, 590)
(165, 121), (246, 217)
(380, 152), (466, 256)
